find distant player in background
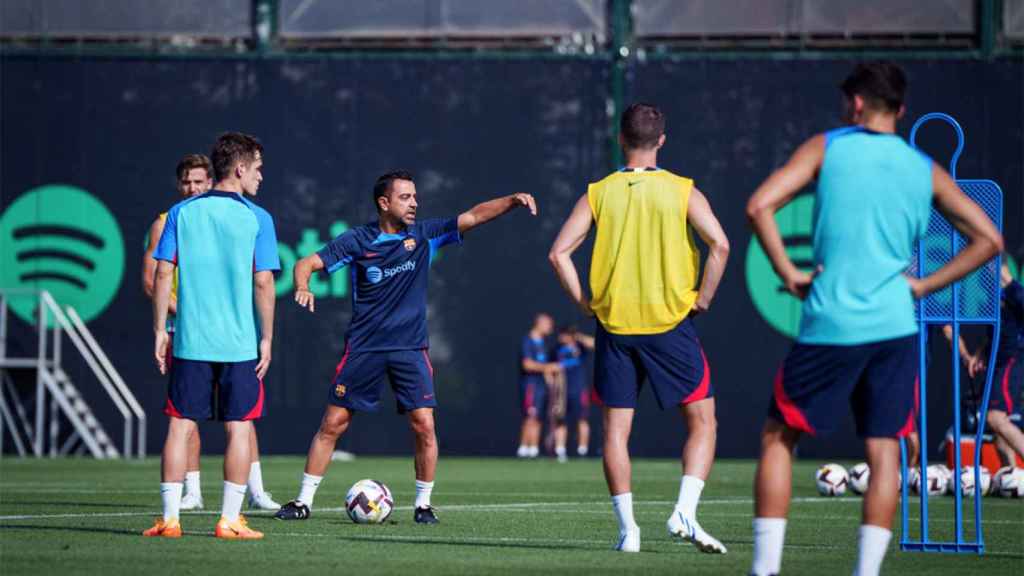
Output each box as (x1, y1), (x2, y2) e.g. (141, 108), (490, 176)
(552, 326), (595, 460)
(550, 102), (731, 554)
(142, 154), (279, 512)
(746, 62), (1002, 576)
(952, 262), (1024, 467)
(275, 170), (537, 524)
(148, 133), (279, 539)
(517, 313), (562, 458)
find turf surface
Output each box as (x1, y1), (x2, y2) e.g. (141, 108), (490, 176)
(0, 457), (1021, 575)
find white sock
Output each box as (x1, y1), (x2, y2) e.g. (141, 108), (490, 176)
(555, 446), (567, 457)
(160, 482), (183, 522)
(184, 471), (201, 498)
(577, 445), (588, 456)
(611, 492), (639, 534)
(751, 517), (787, 576)
(415, 480), (434, 509)
(853, 525), (892, 576)
(675, 475), (704, 518)
(297, 473), (323, 507)
(247, 461), (265, 497)
(528, 446), (539, 457)
(221, 481), (246, 522)
(517, 445), (528, 457)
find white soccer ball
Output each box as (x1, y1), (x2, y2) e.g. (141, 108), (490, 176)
(816, 463), (849, 496)
(345, 479), (394, 524)
(911, 466), (947, 497)
(928, 465), (952, 496)
(993, 466), (1024, 498)
(848, 463), (870, 495)
(958, 467), (991, 497)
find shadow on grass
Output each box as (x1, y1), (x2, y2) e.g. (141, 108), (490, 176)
(7, 501), (151, 510)
(0, 523), (139, 537)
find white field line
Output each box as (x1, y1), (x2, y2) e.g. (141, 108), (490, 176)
(1, 497), (1021, 524)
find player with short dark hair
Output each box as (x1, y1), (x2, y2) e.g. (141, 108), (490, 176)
(746, 61), (1003, 576)
(142, 154), (279, 512)
(147, 132), (279, 540)
(275, 170), (537, 524)
(550, 101), (731, 553)
(553, 325), (595, 459)
(517, 313), (562, 458)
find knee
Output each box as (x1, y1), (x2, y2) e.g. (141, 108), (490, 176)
(409, 413), (436, 440)
(987, 410), (1009, 429)
(319, 414), (349, 438)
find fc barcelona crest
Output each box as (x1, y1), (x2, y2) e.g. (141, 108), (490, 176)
(335, 384), (347, 398)
(404, 238), (416, 251)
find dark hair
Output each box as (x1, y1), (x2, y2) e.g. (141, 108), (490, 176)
(175, 154), (213, 181)
(620, 102), (665, 150)
(211, 132), (263, 182)
(373, 170), (415, 210)
(558, 325), (578, 336)
(840, 61), (907, 114)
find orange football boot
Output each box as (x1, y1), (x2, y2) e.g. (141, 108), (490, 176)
(142, 518), (182, 538)
(214, 516), (264, 540)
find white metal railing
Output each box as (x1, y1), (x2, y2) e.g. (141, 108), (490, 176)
(0, 289), (143, 459)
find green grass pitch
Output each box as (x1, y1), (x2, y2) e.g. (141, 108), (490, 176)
(1, 457), (1021, 575)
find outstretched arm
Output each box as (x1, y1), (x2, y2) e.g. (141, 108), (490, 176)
(294, 253), (325, 313)
(575, 333), (595, 350)
(687, 187), (730, 315)
(548, 194), (594, 317)
(908, 165), (1003, 298)
(746, 134), (825, 299)
(457, 193), (537, 234)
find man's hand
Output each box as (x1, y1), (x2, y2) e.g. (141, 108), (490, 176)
(691, 296), (711, 317)
(295, 289), (316, 312)
(906, 276), (926, 299)
(255, 338), (272, 380)
(544, 363), (564, 380)
(511, 193), (538, 216)
(154, 330), (169, 375)
(966, 353), (986, 379)
(783, 269), (815, 300)
(578, 297), (595, 318)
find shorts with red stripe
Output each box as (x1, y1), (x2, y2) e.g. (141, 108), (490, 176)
(519, 377), (548, 418)
(988, 351), (1022, 415)
(594, 317), (712, 410)
(328, 346), (436, 414)
(768, 334), (918, 438)
(165, 358), (264, 421)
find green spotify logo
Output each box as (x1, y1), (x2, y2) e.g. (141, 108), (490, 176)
(745, 194), (815, 339)
(0, 185), (124, 326)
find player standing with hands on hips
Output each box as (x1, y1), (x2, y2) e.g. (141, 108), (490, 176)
(549, 103), (731, 554)
(275, 170), (537, 524)
(746, 62), (1003, 576)
(148, 132), (280, 540)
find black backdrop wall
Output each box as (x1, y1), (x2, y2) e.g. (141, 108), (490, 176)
(1, 56), (1020, 459)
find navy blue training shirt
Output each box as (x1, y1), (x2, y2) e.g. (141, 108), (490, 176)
(317, 217), (461, 352)
(556, 343), (588, 393)
(520, 336), (547, 387)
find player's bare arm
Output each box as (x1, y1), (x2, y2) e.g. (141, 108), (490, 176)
(254, 270), (275, 379)
(549, 194), (595, 317)
(746, 134), (825, 299)
(575, 332), (595, 350)
(293, 253), (325, 313)
(457, 193), (537, 234)
(152, 259), (175, 374)
(906, 164), (1003, 298)
(143, 217), (178, 315)
(687, 187), (730, 315)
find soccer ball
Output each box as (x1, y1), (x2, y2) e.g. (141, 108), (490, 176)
(911, 466), (947, 497)
(993, 466), (1024, 498)
(848, 463), (870, 495)
(815, 463), (849, 496)
(345, 479), (394, 524)
(958, 467), (992, 497)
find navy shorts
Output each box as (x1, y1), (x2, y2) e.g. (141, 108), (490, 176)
(329, 347), (436, 413)
(519, 377), (548, 418)
(989, 352), (1021, 415)
(768, 335), (918, 438)
(565, 384), (591, 422)
(165, 357), (264, 422)
(594, 318), (712, 410)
